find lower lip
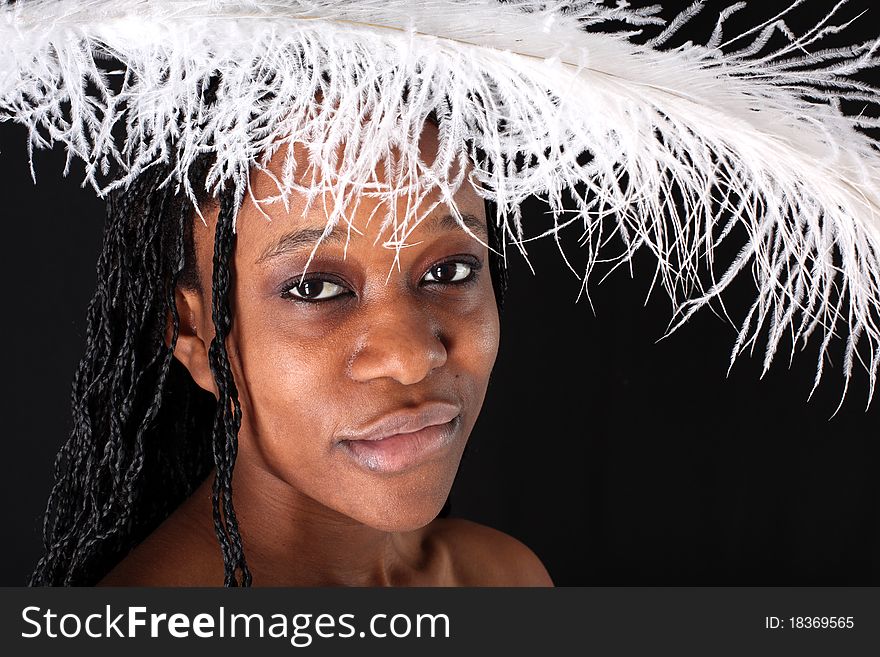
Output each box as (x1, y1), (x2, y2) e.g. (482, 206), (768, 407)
(339, 416), (461, 474)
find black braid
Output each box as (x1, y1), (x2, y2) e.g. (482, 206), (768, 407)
(485, 199), (509, 312)
(206, 189), (251, 587)
(30, 157), (217, 585)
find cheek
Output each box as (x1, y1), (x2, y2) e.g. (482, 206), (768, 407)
(447, 280), (501, 379)
(439, 289), (501, 432)
(455, 308), (499, 385)
(227, 303), (352, 471)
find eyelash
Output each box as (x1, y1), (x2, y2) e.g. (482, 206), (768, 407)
(279, 256), (483, 304)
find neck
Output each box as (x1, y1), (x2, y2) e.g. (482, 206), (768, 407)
(185, 456), (423, 586)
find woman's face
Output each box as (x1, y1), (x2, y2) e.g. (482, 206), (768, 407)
(181, 127), (500, 532)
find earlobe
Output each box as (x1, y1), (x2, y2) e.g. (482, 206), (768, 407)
(166, 286), (219, 398)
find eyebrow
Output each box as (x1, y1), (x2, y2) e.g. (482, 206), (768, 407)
(256, 212), (489, 264)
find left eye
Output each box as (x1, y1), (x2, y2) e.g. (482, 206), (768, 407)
(422, 262), (473, 284)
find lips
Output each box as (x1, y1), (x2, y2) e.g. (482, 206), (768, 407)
(336, 402), (462, 473)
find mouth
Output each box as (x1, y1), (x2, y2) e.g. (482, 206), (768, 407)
(336, 403), (463, 474)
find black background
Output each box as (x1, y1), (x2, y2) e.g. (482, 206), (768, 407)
(1, 0), (878, 586)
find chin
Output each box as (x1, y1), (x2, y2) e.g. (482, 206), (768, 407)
(343, 476), (454, 533)
(325, 433), (466, 532)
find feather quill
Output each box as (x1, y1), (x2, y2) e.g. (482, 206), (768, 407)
(2, 0), (880, 402)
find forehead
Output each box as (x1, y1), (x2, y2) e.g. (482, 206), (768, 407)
(230, 125), (487, 259)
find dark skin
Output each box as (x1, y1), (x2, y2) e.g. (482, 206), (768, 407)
(100, 127), (553, 587)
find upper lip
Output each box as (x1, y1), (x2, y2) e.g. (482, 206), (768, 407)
(337, 402), (462, 442)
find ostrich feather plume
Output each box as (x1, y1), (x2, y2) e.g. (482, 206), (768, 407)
(2, 0), (880, 402)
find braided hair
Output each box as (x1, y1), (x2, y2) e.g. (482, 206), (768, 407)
(29, 146), (510, 587)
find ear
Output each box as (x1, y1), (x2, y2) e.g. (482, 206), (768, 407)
(166, 286), (219, 398)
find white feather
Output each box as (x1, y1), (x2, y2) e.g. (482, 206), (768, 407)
(2, 0), (880, 403)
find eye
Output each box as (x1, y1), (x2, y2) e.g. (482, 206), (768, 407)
(422, 261), (475, 284)
(282, 278), (349, 302)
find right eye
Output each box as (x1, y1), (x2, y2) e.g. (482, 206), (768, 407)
(281, 278), (350, 302)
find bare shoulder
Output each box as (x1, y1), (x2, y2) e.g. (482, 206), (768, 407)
(425, 517), (554, 587)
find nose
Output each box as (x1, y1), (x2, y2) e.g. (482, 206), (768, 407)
(348, 302), (448, 385)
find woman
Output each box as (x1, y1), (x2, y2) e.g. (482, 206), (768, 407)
(12, 0), (880, 586)
(29, 110), (552, 585)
